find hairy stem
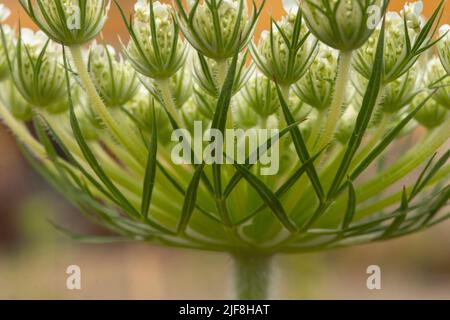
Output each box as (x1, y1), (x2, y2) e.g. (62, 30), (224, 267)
(69, 45), (147, 164)
(233, 253), (273, 300)
(156, 78), (184, 126)
(315, 51), (353, 151)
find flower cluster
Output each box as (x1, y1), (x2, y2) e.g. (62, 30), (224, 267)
(0, 1), (449, 299)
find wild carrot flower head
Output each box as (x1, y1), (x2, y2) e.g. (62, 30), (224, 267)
(174, 0), (261, 60)
(294, 46), (338, 110)
(300, 0), (385, 51)
(124, 0), (187, 79)
(240, 73), (280, 118)
(354, 1), (442, 84)
(88, 42), (140, 107)
(251, 8), (318, 85)
(11, 28), (66, 109)
(19, 0), (111, 46)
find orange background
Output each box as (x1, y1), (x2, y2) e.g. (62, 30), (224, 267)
(2, 0), (449, 44)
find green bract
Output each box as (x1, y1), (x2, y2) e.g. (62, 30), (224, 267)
(11, 29), (66, 109)
(121, 0), (188, 80)
(88, 42), (140, 107)
(251, 8), (318, 85)
(19, 0), (110, 46)
(300, 0), (385, 51)
(174, 0), (263, 60)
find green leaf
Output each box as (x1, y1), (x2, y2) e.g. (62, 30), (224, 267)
(328, 18), (386, 199)
(141, 101), (158, 218)
(177, 164), (205, 234)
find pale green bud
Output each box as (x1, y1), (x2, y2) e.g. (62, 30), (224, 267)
(252, 9), (318, 85)
(88, 42), (140, 107)
(354, 8), (423, 83)
(240, 73), (280, 118)
(301, 0), (384, 51)
(193, 52), (254, 97)
(12, 29), (66, 109)
(0, 5), (13, 81)
(412, 91), (448, 129)
(19, 0), (110, 46)
(426, 57), (450, 109)
(174, 0), (257, 60)
(293, 46), (338, 110)
(126, 1), (187, 79)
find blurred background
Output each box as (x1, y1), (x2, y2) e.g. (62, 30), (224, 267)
(0, 0), (449, 299)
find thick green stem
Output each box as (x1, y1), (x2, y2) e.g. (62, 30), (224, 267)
(316, 51), (353, 151)
(69, 46), (147, 164)
(233, 253), (273, 300)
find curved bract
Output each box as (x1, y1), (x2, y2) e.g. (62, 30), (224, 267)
(0, 0), (448, 257)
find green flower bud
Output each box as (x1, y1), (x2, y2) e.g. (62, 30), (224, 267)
(413, 91), (448, 129)
(354, 7), (424, 83)
(19, 0), (110, 46)
(425, 57), (450, 109)
(125, 1), (187, 79)
(240, 73), (280, 118)
(293, 46), (338, 110)
(354, 65), (421, 114)
(301, 0), (385, 51)
(251, 9), (318, 85)
(12, 29), (66, 109)
(174, 0), (260, 60)
(88, 42), (140, 107)
(0, 80), (33, 121)
(193, 51), (254, 97)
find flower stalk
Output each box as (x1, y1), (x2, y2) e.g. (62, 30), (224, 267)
(233, 253), (273, 300)
(315, 51), (353, 152)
